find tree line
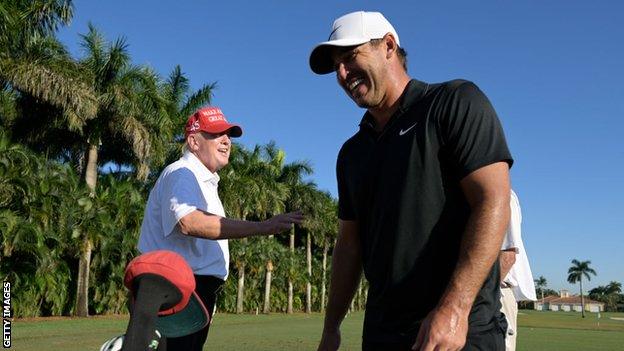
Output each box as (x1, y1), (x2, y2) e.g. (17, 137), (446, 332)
(532, 260), (623, 313)
(1, 1), (364, 317)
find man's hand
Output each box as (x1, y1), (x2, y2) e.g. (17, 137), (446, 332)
(318, 328), (341, 351)
(261, 211), (304, 234)
(412, 306), (469, 351)
(499, 249), (517, 282)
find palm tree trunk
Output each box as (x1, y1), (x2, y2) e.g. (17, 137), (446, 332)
(75, 142), (98, 317)
(321, 239), (328, 313)
(306, 232), (312, 313)
(263, 260), (273, 314)
(85, 142), (98, 193)
(236, 261), (245, 314)
(287, 228), (294, 314)
(580, 278), (585, 318)
(75, 237), (92, 317)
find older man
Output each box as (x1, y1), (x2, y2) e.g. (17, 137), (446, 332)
(499, 190), (536, 351)
(138, 106), (303, 351)
(310, 11), (512, 350)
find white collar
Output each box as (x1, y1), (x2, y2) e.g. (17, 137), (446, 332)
(182, 150), (220, 185)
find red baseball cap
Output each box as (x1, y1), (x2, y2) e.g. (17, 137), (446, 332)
(124, 250), (209, 337)
(184, 106), (243, 138)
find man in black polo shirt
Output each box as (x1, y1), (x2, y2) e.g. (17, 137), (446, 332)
(310, 11), (512, 351)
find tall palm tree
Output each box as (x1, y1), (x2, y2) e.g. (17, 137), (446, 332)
(567, 259), (597, 317)
(220, 143), (287, 313)
(255, 143), (291, 314)
(264, 144), (313, 314)
(300, 189), (331, 314)
(534, 275), (547, 308)
(220, 145), (258, 314)
(68, 24), (169, 316)
(317, 194), (338, 313)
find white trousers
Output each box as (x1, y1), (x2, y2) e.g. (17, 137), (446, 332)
(500, 287), (518, 351)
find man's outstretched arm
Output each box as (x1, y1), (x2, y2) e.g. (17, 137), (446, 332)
(178, 209), (304, 239)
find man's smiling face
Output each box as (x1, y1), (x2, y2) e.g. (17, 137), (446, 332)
(331, 40), (390, 109)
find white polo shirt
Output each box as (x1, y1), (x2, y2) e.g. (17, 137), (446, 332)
(501, 189), (536, 301)
(138, 150), (229, 280)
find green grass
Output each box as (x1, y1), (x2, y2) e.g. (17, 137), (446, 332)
(11, 310), (624, 350)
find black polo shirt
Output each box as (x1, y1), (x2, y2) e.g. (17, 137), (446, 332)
(336, 79), (513, 343)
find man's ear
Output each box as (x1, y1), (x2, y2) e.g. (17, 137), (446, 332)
(384, 33), (398, 59)
(186, 134), (198, 151)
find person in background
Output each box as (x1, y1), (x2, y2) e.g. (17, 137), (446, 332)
(138, 106), (303, 351)
(499, 189), (537, 351)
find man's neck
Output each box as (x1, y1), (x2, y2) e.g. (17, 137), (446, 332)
(367, 75), (411, 132)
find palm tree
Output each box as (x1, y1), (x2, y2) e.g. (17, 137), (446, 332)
(155, 65), (216, 172)
(605, 281), (622, 312)
(317, 194), (338, 313)
(220, 145), (262, 314)
(567, 259), (597, 317)
(89, 176), (143, 314)
(300, 189), (332, 314)
(605, 281), (622, 295)
(266, 146), (313, 314)
(589, 282), (622, 312)
(68, 24), (169, 316)
(0, 0), (98, 128)
(220, 143), (288, 313)
(534, 275), (547, 308)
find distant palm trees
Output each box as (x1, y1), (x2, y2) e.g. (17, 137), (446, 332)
(567, 259), (597, 317)
(589, 281), (622, 312)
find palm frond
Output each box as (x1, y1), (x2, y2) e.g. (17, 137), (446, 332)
(165, 65), (189, 107)
(180, 82), (216, 119)
(117, 115), (151, 177)
(0, 56), (97, 129)
(79, 23), (105, 70)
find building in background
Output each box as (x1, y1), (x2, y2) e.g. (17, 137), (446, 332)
(534, 290), (605, 312)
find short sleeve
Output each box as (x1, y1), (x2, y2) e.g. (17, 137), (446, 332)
(502, 190), (523, 250)
(438, 81), (513, 180)
(160, 168), (207, 237)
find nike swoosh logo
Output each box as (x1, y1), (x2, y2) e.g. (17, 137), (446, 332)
(328, 25), (341, 40)
(399, 123), (418, 136)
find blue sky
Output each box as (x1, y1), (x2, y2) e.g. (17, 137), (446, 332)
(57, 1), (623, 293)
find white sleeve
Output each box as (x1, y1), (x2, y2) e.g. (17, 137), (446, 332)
(160, 168), (207, 237)
(501, 189), (522, 250)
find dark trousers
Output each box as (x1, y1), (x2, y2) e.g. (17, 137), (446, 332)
(362, 326), (505, 351)
(165, 275), (224, 351)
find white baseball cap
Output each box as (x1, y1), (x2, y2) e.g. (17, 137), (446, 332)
(309, 11), (400, 75)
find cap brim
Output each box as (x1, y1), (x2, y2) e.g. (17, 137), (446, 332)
(156, 292), (209, 338)
(225, 125), (243, 138)
(199, 123), (243, 138)
(309, 38), (370, 75)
